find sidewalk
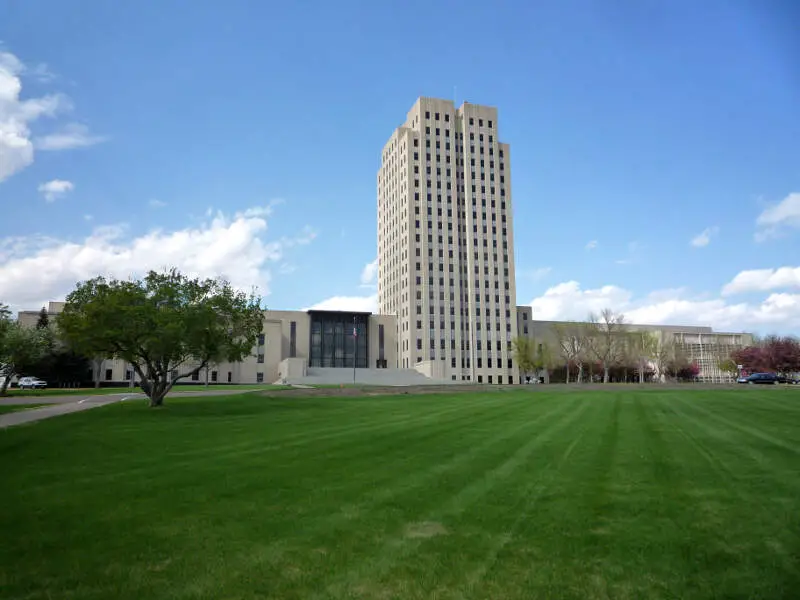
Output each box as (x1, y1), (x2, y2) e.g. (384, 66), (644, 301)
(0, 388), (255, 429)
(0, 395), (131, 428)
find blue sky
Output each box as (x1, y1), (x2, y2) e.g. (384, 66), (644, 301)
(1, 0), (799, 332)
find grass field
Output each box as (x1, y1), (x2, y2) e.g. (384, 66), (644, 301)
(3, 383), (291, 397)
(1, 388), (799, 599)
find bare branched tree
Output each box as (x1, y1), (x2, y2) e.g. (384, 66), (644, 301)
(586, 308), (626, 383)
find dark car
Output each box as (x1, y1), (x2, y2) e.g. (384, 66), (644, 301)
(740, 373), (779, 385)
(777, 375), (800, 385)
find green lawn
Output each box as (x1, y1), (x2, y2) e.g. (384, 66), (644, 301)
(0, 403), (47, 414)
(1, 388), (799, 599)
(3, 383), (291, 397)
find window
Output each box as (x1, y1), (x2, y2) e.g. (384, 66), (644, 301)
(256, 372), (264, 383)
(290, 321), (297, 358)
(124, 369), (132, 381)
(191, 371), (199, 381)
(257, 333), (265, 346)
(257, 354), (265, 363)
(211, 370), (218, 382)
(227, 371), (232, 383)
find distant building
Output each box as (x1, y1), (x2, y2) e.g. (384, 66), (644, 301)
(516, 307), (753, 383)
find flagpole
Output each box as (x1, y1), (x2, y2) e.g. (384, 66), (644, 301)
(353, 316), (357, 385)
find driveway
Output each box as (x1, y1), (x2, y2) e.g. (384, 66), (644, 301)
(0, 389), (253, 429)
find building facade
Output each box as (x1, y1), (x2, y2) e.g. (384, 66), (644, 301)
(516, 307), (753, 383)
(17, 303), (396, 386)
(377, 97), (518, 384)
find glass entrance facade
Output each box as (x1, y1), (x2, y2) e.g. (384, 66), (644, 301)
(308, 311), (369, 368)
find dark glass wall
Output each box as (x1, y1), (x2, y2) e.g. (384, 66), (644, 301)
(309, 312), (368, 368)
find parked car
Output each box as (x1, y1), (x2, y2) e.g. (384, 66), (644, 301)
(777, 375), (800, 385)
(17, 377), (47, 389)
(739, 373), (779, 385)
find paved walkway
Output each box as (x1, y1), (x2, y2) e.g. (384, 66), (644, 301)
(0, 389), (253, 429)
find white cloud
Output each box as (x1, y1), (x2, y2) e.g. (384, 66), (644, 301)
(360, 257), (378, 287)
(306, 294), (378, 313)
(722, 266), (800, 296)
(755, 192), (800, 241)
(307, 258), (379, 312)
(527, 280), (800, 332)
(0, 50), (103, 182)
(35, 122), (107, 150)
(690, 226), (719, 247)
(37, 179), (73, 202)
(585, 240), (598, 250)
(83, 214), (93, 221)
(0, 204), (314, 313)
(149, 198), (167, 209)
(0, 51), (69, 182)
(530, 281), (632, 320)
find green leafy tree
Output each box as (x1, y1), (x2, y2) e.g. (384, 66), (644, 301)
(512, 336), (536, 383)
(533, 340), (556, 381)
(0, 320), (51, 396)
(36, 307), (50, 330)
(57, 269), (264, 407)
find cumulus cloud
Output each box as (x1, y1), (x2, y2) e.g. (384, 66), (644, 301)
(722, 266), (800, 296)
(35, 122), (107, 150)
(526, 280), (800, 332)
(530, 281), (632, 320)
(360, 257), (378, 287)
(306, 257), (379, 311)
(755, 192), (800, 241)
(306, 294), (378, 313)
(0, 51), (68, 182)
(0, 50), (104, 182)
(585, 240), (598, 250)
(690, 226), (719, 247)
(37, 179), (74, 202)
(148, 198), (167, 208)
(0, 205), (315, 313)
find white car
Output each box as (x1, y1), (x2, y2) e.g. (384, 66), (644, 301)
(18, 377), (47, 390)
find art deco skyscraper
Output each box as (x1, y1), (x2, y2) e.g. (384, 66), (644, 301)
(377, 97), (518, 384)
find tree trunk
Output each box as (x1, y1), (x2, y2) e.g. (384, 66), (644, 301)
(93, 358), (102, 389)
(565, 362), (570, 384)
(147, 377), (170, 407)
(0, 374), (12, 397)
(577, 364), (583, 384)
(603, 366), (610, 383)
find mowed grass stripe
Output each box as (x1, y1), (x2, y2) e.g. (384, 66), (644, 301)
(175, 396), (581, 599)
(7, 393), (500, 490)
(667, 393), (800, 597)
(2, 390), (800, 599)
(311, 396), (590, 600)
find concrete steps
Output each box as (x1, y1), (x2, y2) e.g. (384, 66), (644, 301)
(284, 367), (455, 386)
